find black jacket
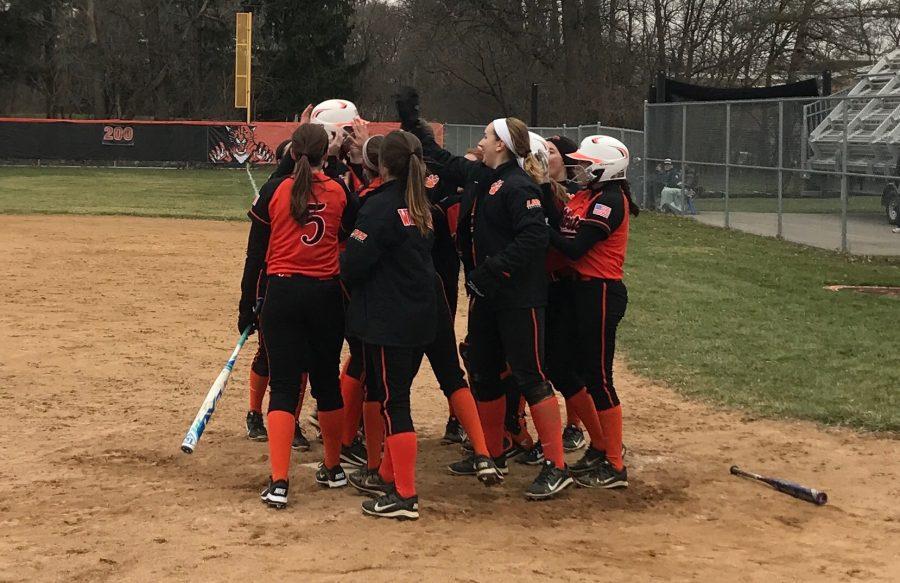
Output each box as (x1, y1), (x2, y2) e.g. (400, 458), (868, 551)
(340, 180), (437, 347)
(412, 125), (548, 309)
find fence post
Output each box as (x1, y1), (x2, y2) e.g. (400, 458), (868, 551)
(840, 98), (849, 252)
(777, 101), (784, 238)
(725, 103), (731, 229)
(643, 102), (649, 208)
(681, 104), (687, 210)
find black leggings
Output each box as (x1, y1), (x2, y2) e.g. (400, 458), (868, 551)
(466, 298), (553, 406)
(261, 275), (345, 414)
(363, 343), (425, 435)
(424, 275), (467, 398)
(545, 278), (583, 399)
(573, 279), (627, 411)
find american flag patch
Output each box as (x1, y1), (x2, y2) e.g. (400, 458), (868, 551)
(593, 203), (612, 218)
(350, 229), (367, 242)
(398, 208), (414, 226)
(526, 198), (541, 209)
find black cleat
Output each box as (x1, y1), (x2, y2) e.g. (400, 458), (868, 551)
(569, 446), (607, 476)
(340, 437), (368, 468)
(348, 468), (394, 497)
(441, 416), (467, 445)
(246, 411), (268, 441)
(447, 454), (504, 485)
(292, 422), (310, 451)
(362, 491), (419, 521)
(525, 460), (573, 500)
(516, 442), (544, 465)
(314, 463), (348, 488)
(574, 461), (629, 489)
(502, 440), (529, 462)
(562, 424), (586, 452)
(260, 478), (289, 509)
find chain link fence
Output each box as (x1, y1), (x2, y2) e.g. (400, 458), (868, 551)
(443, 123), (646, 205)
(644, 96), (900, 255)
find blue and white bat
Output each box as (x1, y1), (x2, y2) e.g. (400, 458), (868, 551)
(181, 325), (254, 454)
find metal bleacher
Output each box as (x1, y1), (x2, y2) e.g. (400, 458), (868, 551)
(807, 48), (900, 176)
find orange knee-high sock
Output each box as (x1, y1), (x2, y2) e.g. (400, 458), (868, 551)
(565, 389), (605, 449)
(598, 405), (624, 470)
(565, 398), (581, 427)
(267, 410), (295, 481)
(379, 439), (394, 483)
(529, 396), (565, 469)
(363, 402), (384, 470)
(449, 388), (488, 457)
(249, 370), (268, 413)
(475, 396), (507, 458)
(386, 432), (417, 498)
(340, 374), (364, 446)
(294, 373), (309, 421)
(317, 409), (344, 468)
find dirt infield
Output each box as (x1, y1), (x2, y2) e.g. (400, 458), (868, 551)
(1, 215), (898, 582)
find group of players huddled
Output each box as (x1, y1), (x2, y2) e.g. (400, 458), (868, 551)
(237, 89), (638, 520)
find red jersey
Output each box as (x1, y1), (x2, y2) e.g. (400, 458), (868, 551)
(251, 172), (348, 278)
(559, 185), (630, 280)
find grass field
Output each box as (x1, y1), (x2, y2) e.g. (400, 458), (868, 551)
(2, 166), (898, 432)
(692, 195), (884, 214)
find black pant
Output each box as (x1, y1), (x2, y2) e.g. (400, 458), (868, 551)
(573, 279), (627, 411)
(467, 298), (552, 405)
(364, 343), (425, 435)
(347, 335), (366, 383)
(425, 276), (467, 398)
(545, 278), (583, 399)
(250, 330), (270, 376)
(261, 275), (345, 414)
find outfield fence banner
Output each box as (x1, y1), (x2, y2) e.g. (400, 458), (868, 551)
(0, 118), (444, 168)
(443, 123), (646, 204)
(644, 96), (900, 255)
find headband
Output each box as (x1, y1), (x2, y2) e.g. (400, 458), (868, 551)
(361, 136), (378, 171)
(492, 118), (525, 169)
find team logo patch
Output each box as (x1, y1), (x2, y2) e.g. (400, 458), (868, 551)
(488, 180), (503, 195)
(425, 174), (440, 189)
(350, 229), (367, 242)
(526, 198), (542, 210)
(593, 203), (612, 218)
(398, 208), (414, 227)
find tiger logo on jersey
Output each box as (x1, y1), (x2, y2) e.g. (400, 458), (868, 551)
(488, 180), (503, 195)
(425, 174), (440, 189)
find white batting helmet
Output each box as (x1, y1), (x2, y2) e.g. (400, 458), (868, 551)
(310, 99), (362, 136)
(567, 135), (630, 185)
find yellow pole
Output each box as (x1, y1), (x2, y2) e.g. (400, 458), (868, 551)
(246, 12), (252, 124)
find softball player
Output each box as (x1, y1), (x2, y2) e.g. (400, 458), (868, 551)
(341, 130), (437, 520)
(240, 140), (310, 451)
(549, 135), (639, 489)
(242, 123), (358, 509)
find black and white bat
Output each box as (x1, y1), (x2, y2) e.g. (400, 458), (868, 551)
(730, 465), (828, 505)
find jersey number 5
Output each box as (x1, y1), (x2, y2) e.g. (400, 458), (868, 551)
(301, 203), (327, 246)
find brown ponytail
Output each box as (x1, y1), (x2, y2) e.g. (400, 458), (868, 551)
(620, 180), (640, 217)
(289, 124), (329, 223)
(505, 117), (546, 185)
(381, 130), (433, 236)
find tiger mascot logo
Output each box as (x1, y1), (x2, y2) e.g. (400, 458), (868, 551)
(209, 125), (275, 165)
